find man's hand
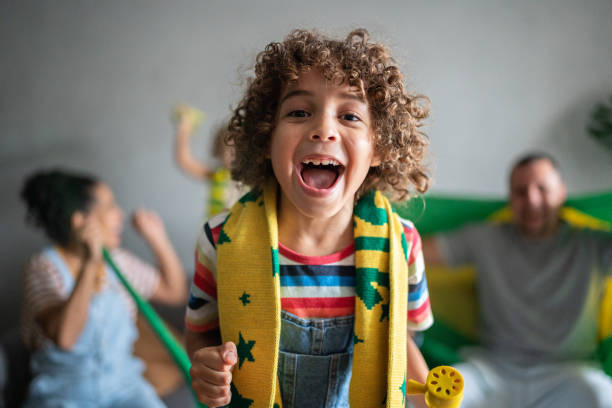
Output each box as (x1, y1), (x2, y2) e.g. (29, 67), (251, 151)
(190, 341), (238, 408)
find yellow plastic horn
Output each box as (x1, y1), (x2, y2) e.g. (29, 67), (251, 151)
(406, 365), (464, 408)
(171, 102), (207, 130)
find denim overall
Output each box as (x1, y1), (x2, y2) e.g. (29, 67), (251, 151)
(277, 310), (354, 408)
(25, 247), (164, 408)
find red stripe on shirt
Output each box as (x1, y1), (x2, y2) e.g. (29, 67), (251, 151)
(408, 298), (431, 323)
(404, 226), (422, 266)
(281, 297), (355, 318)
(282, 296), (355, 309)
(185, 319), (219, 333)
(279, 242), (355, 264)
(210, 224), (223, 246)
(284, 305), (355, 318)
(194, 262), (217, 300)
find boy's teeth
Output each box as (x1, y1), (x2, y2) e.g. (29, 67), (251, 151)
(302, 158), (339, 166)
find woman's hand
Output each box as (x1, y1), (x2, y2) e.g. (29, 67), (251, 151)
(133, 209), (187, 305)
(131, 209), (168, 245)
(75, 215), (104, 263)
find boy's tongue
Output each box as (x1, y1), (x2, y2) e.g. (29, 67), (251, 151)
(302, 167), (337, 189)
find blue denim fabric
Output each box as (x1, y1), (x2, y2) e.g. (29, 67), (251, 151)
(277, 310), (354, 408)
(24, 247), (165, 408)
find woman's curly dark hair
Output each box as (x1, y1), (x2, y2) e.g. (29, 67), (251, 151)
(21, 169), (99, 245)
(227, 28), (430, 201)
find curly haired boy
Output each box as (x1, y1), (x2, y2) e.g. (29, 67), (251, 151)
(185, 28), (434, 408)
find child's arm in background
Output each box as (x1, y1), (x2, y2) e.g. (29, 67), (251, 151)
(406, 332), (429, 408)
(187, 329), (237, 408)
(174, 107), (214, 181)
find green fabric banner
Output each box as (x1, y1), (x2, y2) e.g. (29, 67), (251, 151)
(102, 248), (207, 408)
(395, 191), (612, 237)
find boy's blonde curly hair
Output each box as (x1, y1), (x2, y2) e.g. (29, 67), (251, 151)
(227, 28), (430, 201)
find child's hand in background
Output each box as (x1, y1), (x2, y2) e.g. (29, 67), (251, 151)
(190, 342), (238, 408)
(172, 103), (205, 137)
(177, 111), (196, 136)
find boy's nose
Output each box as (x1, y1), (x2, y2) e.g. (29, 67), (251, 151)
(309, 114), (338, 142)
(310, 133), (337, 142)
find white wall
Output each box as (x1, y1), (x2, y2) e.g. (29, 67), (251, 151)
(1, 0), (611, 332)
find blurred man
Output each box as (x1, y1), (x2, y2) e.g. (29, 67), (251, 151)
(424, 153), (612, 407)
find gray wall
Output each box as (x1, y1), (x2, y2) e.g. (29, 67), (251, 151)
(1, 0), (611, 333)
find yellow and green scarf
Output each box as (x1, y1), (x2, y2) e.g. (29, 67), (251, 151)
(217, 181), (411, 408)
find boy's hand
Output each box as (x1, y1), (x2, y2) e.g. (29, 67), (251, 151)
(190, 342), (238, 408)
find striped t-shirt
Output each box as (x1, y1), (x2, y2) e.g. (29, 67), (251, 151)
(185, 212), (433, 333)
(21, 247), (160, 351)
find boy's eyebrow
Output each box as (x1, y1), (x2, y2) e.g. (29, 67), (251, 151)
(339, 91), (366, 103)
(280, 89), (367, 104)
(280, 89), (313, 103)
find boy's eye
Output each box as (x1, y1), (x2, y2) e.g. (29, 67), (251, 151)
(288, 110), (310, 118)
(341, 113), (361, 122)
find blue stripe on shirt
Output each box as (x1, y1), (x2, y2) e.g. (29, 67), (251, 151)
(280, 274), (356, 287)
(408, 278), (427, 302)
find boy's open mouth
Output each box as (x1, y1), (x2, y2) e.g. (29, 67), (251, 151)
(299, 158), (345, 190)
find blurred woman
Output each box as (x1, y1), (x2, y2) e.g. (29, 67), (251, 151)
(20, 169), (187, 408)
